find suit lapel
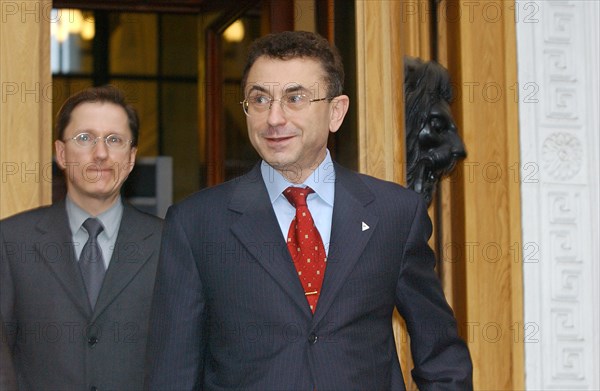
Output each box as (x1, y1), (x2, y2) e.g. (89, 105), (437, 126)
(36, 201), (91, 317)
(229, 165), (311, 317)
(312, 165), (378, 326)
(92, 205), (156, 319)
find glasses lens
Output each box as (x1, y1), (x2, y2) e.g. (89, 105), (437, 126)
(74, 133), (94, 147)
(70, 133), (130, 149)
(282, 93), (309, 111)
(242, 91), (318, 116)
(248, 94), (271, 115)
(106, 134), (126, 149)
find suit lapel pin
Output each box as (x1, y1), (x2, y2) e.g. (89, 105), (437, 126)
(362, 222), (370, 231)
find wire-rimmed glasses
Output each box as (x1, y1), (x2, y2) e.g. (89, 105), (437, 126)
(240, 92), (332, 116)
(65, 132), (132, 150)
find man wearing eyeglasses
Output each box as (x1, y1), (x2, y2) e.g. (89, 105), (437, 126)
(146, 31), (472, 390)
(0, 85), (162, 390)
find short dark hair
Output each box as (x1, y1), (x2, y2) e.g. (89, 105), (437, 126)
(55, 85), (139, 147)
(241, 31), (345, 98)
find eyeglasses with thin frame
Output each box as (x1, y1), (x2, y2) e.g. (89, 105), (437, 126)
(240, 92), (332, 116)
(65, 132), (132, 150)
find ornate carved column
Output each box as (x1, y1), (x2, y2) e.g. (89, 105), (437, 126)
(516, 1), (600, 389)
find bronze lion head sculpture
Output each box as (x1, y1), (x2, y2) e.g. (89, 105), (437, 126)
(404, 56), (467, 205)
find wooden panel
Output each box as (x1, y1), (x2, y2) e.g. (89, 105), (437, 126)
(355, 0), (404, 184)
(315, 0), (334, 40)
(355, 1), (412, 388)
(53, 0), (240, 13)
(294, 0), (316, 33)
(204, 0), (261, 186)
(356, 1), (524, 389)
(503, 2), (525, 387)
(444, 1), (524, 389)
(0, 0), (52, 218)
(265, 0), (294, 33)
(402, 0), (431, 59)
(402, 0), (466, 330)
(436, 0), (460, 310)
(398, 4), (437, 389)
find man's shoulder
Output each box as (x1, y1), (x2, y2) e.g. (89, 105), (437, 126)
(173, 168), (262, 209)
(0, 204), (62, 245)
(0, 204), (56, 229)
(336, 164), (419, 200)
(125, 203), (164, 225)
(175, 181), (233, 210)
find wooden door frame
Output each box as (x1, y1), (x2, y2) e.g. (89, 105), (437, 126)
(204, 1), (261, 186)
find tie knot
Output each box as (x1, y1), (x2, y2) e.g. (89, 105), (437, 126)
(83, 218), (104, 239)
(284, 186), (314, 207)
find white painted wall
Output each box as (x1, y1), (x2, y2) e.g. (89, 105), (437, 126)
(516, 1), (599, 389)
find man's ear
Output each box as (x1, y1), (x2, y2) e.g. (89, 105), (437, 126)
(329, 95), (350, 133)
(55, 140), (66, 169)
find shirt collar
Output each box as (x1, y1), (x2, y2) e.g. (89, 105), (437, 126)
(261, 149), (335, 206)
(65, 196), (123, 239)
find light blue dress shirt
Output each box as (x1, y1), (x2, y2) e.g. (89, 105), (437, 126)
(66, 196), (124, 269)
(261, 150), (336, 255)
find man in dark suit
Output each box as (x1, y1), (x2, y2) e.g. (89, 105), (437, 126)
(145, 31), (472, 390)
(0, 86), (162, 390)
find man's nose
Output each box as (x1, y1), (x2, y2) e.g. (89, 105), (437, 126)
(92, 137), (109, 156)
(267, 99), (286, 125)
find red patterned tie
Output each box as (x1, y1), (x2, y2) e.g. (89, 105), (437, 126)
(284, 187), (327, 313)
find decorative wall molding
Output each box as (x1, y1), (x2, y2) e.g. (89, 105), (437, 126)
(517, 1), (599, 389)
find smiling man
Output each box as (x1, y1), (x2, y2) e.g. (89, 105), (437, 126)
(0, 86), (162, 390)
(242, 56), (347, 184)
(146, 31), (472, 390)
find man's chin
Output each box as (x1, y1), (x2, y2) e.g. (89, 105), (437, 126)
(265, 159), (298, 172)
(82, 184), (121, 199)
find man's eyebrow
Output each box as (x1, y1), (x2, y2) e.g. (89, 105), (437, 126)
(246, 84), (309, 95)
(282, 85), (306, 94)
(247, 85), (269, 94)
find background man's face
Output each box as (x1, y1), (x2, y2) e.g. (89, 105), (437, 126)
(55, 102), (137, 207)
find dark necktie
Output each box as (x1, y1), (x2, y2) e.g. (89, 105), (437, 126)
(79, 218), (106, 309)
(284, 187), (327, 313)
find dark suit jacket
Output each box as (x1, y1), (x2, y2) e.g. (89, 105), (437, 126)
(0, 316), (17, 391)
(0, 200), (162, 390)
(146, 163), (472, 390)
